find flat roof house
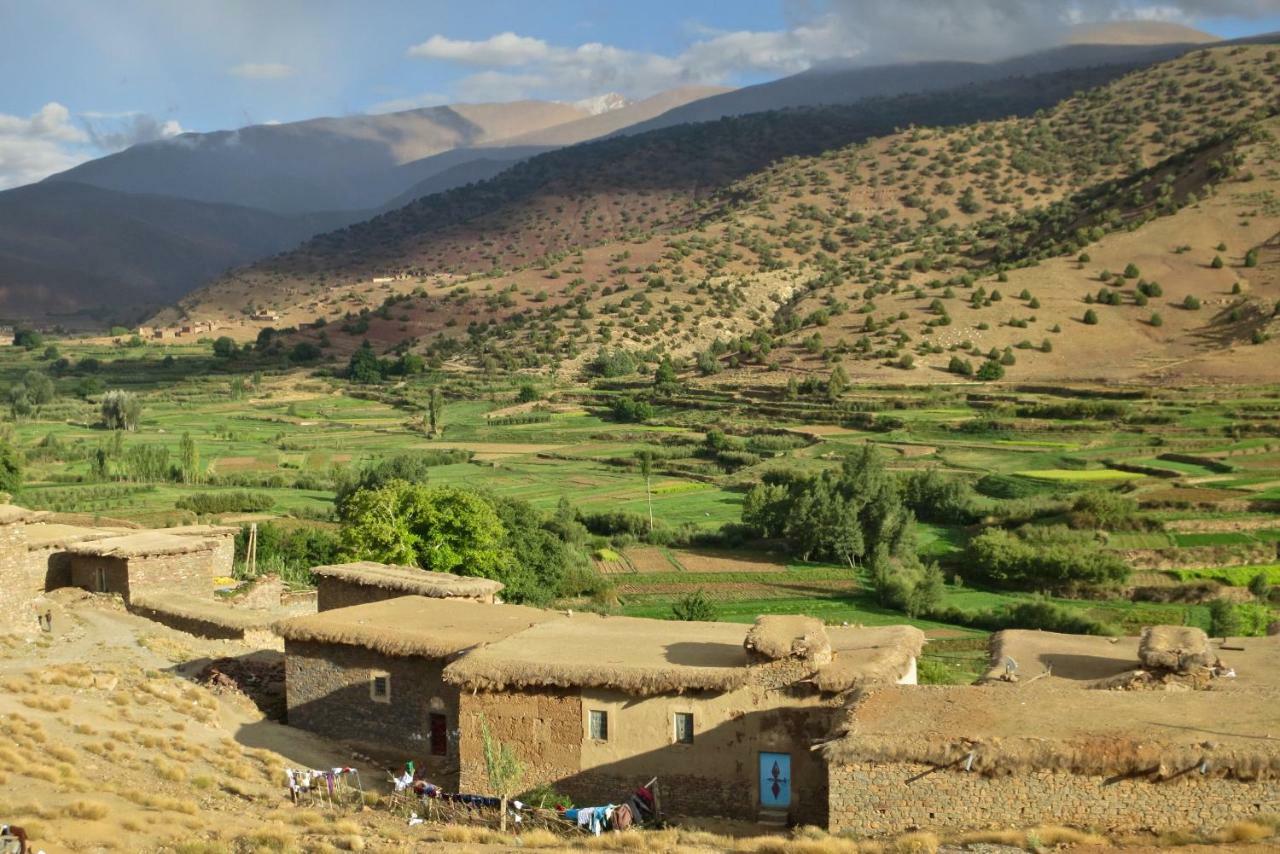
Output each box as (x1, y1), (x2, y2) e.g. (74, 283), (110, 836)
(276, 601), (922, 824)
(823, 629), (1280, 837)
(311, 562), (504, 611)
(64, 532), (221, 602)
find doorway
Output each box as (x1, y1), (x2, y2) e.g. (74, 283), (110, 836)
(759, 752), (791, 808)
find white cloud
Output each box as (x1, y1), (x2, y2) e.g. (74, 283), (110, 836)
(0, 102), (90, 190)
(80, 112), (185, 152)
(229, 62), (297, 79)
(408, 32), (551, 66)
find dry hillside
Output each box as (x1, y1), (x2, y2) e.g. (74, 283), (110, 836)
(172, 44), (1280, 383)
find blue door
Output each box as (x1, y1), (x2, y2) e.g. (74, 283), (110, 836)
(759, 752), (791, 808)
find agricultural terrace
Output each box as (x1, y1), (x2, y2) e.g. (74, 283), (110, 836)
(1, 335), (1277, 684)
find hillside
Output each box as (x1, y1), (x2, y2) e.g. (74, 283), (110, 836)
(0, 182), (356, 324)
(173, 59), (1176, 324)
(170, 44), (1280, 385)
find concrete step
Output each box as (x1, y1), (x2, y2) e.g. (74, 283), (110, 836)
(757, 808), (789, 827)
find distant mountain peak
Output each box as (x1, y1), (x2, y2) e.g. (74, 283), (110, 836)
(569, 93), (630, 115)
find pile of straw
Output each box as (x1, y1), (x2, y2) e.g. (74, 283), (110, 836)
(1139, 626), (1213, 673)
(744, 615), (832, 663)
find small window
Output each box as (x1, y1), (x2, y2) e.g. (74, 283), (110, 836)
(429, 713), (448, 756)
(674, 712), (694, 744)
(588, 709), (609, 741)
(370, 672), (391, 703)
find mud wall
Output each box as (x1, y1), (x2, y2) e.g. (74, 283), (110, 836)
(828, 761), (1280, 836)
(0, 521), (31, 631)
(69, 547), (216, 601)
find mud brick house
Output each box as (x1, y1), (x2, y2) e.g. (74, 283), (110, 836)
(275, 597), (559, 787)
(277, 600), (923, 824)
(21, 521), (125, 593)
(64, 531), (221, 601)
(0, 505), (39, 631)
(311, 562), (504, 611)
(159, 524), (237, 577)
(823, 629), (1280, 837)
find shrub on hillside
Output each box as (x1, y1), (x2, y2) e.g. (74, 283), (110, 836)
(176, 491), (274, 514)
(965, 524), (1129, 591)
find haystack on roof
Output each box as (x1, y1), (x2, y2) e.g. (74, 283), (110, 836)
(274, 596), (559, 659)
(312, 561), (504, 598)
(815, 625), (926, 693)
(64, 532), (216, 558)
(744, 615), (831, 663)
(1139, 625), (1213, 672)
(823, 655), (1280, 780)
(0, 504), (43, 526)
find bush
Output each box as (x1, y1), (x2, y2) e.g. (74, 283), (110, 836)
(965, 525), (1129, 591)
(589, 348), (638, 378)
(176, 491), (274, 514)
(975, 360), (1004, 381)
(1208, 597), (1241, 638)
(1149, 312), (1164, 327)
(1182, 295), (1202, 310)
(1083, 309), (1099, 325)
(671, 589), (717, 621)
(610, 396), (653, 423)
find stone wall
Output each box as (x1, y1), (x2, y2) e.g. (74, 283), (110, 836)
(26, 547), (73, 592)
(0, 521), (31, 632)
(316, 577), (407, 612)
(284, 641), (460, 788)
(828, 761), (1280, 836)
(69, 546), (216, 602)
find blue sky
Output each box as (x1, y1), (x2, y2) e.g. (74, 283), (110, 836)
(1, 0), (1278, 188)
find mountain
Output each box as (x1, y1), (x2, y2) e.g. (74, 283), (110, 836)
(616, 38), (1218, 137)
(44, 101), (591, 215)
(169, 41), (1280, 383)
(0, 182), (357, 323)
(1065, 21), (1218, 45)
(571, 93), (631, 115)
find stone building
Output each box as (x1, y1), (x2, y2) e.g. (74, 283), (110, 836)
(276, 600), (922, 823)
(63, 531), (221, 602)
(21, 521), (124, 593)
(275, 596), (559, 787)
(0, 505), (39, 632)
(823, 629), (1280, 837)
(311, 562), (504, 611)
(159, 524), (237, 577)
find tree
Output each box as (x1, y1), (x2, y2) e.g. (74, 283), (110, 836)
(100, 390), (142, 431)
(348, 340), (383, 383)
(427, 386), (444, 436)
(478, 715), (524, 832)
(1150, 312), (1164, 327)
(671, 589), (717, 621)
(827, 364), (849, 401)
(0, 440), (21, 497)
(516, 383), (539, 403)
(653, 355), (679, 391)
(636, 451), (655, 533)
(976, 360), (1004, 381)
(179, 432), (201, 485)
(1244, 248), (1259, 268)
(1182, 295), (1201, 310)
(1208, 597), (1241, 639)
(1210, 255), (1225, 269)
(13, 328), (43, 350)
(1247, 572), (1271, 601)
(212, 336), (237, 358)
(6, 385), (30, 420)
(1083, 309), (1099, 325)
(22, 371), (54, 416)
(1123, 263), (1140, 279)
(339, 481), (511, 579)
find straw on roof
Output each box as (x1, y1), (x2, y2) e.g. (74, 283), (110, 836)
(161, 524), (239, 537)
(444, 613), (754, 695)
(744, 615), (831, 662)
(0, 504), (43, 526)
(23, 522), (125, 551)
(312, 561), (504, 598)
(130, 592), (274, 631)
(274, 595), (560, 659)
(823, 674), (1280, 780)
(1139, 625), (1213, 672)
(814, 625), (926, 693)
(65, 532), (217, 558)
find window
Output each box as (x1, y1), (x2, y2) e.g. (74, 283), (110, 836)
(674, 712), (694, 744)
(588, 709), (609, 741)
(370, 672), (390, 703)
(429, 713), (448, 756)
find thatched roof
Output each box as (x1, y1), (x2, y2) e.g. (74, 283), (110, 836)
(161, 524), (239, 538)
(1139, 625), (1213, 672)
(65, 532), (217, 558)
(23, 522), (125, 551)
(274, 596), (559, 659)
(814, 625), (927, 693)
(445, 613), (755, 695)
(823, 668), (1280, 780)
(0, 504), (43, 526)
(130, 592), (274, 631)
(744, 615), (831, 662)
(312, 561), (504, 598)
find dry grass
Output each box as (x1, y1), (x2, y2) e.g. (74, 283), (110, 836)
(1213, 821), (1275, 843)
(21, 695), (71, 712)
(63, 799), (109, 820)
(885, 832), (938, 854)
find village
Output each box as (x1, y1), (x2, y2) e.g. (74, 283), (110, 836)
(2, 500), (1278, 850)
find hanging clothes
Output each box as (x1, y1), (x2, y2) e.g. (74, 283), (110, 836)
(611, 803), (634, 831)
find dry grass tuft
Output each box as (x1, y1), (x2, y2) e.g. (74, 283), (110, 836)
(63, 799), (109, 820)
(239, 822), (296, 851)
(1214, 821), (1274, 843)
(886, 832), (938, 854)
(581, 830), (652, 850)
(516, 829), (563, 848)
(1030, 825), (1108, 846)
(156, 760), (187, 782)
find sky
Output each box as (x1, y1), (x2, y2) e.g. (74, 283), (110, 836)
(1, 0), (1279, 189)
